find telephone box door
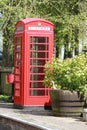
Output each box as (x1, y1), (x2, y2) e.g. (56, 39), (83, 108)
(28, 34), (53, 106)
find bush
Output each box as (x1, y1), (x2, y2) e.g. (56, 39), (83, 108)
(0, 95), (10, 102)
(44, 54), (87, 99)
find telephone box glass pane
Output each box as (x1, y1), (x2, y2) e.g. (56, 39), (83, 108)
(30, 44), (48, 51)
(30, 37), (49, 43)
(30, 67), (44, 73)
(30, 59), (47, 65)
(30, 74), (44, 80)
(30, 90), (47, 96)
(16, 37), (21, 44)
(30, 52), (48, 58)
(16, 45), (21, 51)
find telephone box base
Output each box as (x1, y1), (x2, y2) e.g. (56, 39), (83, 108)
(13, 104), (52, 110)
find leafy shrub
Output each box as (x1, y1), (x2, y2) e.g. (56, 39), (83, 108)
(0, 95), (10, 102)
(44, 54), (87, 99)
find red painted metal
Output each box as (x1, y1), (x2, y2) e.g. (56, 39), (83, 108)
(7, 74), (14, 83)
(14, 18), (54, 108)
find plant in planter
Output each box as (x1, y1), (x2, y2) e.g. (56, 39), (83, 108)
(44, 54), (87, 116)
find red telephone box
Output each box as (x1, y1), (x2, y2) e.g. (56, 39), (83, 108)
(14, 18), (54, 108)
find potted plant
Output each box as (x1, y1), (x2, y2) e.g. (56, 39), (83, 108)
(44, 54), (87, 116)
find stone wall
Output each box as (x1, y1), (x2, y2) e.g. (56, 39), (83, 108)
(0, 115), (50, 130)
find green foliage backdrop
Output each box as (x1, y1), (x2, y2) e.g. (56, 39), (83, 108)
(0, 0), (87, 66)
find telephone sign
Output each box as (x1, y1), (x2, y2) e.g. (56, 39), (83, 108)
(28, 26), (50, 31)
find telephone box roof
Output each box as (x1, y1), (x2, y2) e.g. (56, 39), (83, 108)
(17, 18), (53, 25)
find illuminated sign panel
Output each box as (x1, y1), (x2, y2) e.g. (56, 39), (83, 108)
(28, 26), (50, 31)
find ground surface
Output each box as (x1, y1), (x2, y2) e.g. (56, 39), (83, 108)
(0, 102), (87, 130)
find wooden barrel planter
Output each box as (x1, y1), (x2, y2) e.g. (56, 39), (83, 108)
(50, 90), (84, 117)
